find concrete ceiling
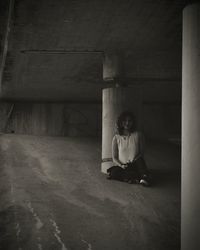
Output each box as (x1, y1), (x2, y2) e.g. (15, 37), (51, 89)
(0, 0), (188, 102)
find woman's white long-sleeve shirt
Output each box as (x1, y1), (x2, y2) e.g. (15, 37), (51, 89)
(112, 131), (144, 165)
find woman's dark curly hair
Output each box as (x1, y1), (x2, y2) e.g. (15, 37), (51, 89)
(116, 111), (136, 135)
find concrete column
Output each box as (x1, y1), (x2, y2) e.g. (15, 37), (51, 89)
(101, 53), (142, 173)
(103, 53), (123, 82)
(182, 3), (200, 250)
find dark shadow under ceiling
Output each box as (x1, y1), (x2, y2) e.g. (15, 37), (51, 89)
(0, 0), (187, 101)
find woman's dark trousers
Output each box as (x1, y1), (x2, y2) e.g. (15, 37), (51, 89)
(107, 157), (149, 182)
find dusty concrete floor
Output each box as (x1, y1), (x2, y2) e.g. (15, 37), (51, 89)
(0, 134), (180, 250)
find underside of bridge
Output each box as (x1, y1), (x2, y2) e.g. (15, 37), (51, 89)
(0, 0), (187, 249)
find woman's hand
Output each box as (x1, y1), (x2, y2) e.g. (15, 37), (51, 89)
(121, 164), (128, 169)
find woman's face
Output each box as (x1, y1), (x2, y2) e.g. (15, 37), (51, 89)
(122, 116), (133, 130)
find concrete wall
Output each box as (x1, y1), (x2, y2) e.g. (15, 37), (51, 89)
(0, 79), (181, 139)
(0, 100), (180, 141)
(141, 82), (181, 141)
(143, 103), (181, 141)
(0, 102), (13, 132)
(0, 102), (101, 137)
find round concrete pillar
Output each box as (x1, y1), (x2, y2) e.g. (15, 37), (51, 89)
(101, 87), (142, 173)
(182, 3), (200, 250)
(103, 53), (123, 81)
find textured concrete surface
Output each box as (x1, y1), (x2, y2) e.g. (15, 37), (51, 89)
(0, 134), (180, 250)
(0, 100), (181, 141)
(0, 0), (184, 101)
(0, 102), (102, 137)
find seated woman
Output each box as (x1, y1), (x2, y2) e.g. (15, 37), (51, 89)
(107, 111), (150, 186)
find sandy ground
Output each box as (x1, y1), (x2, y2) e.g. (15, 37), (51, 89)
(0, 134), (180, 250)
